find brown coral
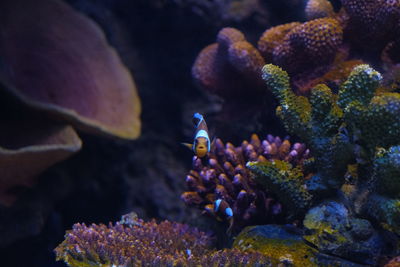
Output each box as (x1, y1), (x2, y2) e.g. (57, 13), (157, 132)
(181, 134), (309, 231)
(258, 22), (301, 61)
(272, 18), (343, 75)
(192, 27), (265, 99)
(305, 0), (335, 20)
(294, 52), (365, 94)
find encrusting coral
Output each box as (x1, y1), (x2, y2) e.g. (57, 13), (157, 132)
(249, 63), (400, 264)
(55, 213), (269, 267)
(181, 133), (310, 231)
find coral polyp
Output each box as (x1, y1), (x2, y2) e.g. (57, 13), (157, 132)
(181, 133), (310, 231)
(55, 213), (269, 267)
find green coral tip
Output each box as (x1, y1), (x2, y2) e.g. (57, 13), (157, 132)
(261, 64), (290, 97)
(351, 64), (382, 82)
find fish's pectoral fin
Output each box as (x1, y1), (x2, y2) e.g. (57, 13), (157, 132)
(226, 216), (234, 236)
(210, 137), (217, 149)
(181, 142), (193, 150)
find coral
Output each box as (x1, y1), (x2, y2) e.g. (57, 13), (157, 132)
(194, 14), (349, 98)
(257, 18), (343, 76)
(272, 18), (343, 75)
(304, 0), (335, 20)
(386, 256), (400, 267)
(341, 0), (400, 52)
(247, 160), (313, 217)
(0, 0), (141, 139)
(0, 123), (81, 206)
(192, 27), (265, 99)
(0, 0), (141, 205)
(0, 90), (82, 206)
(261, 63), (400, 247)
(294, 53), (365, 94)
(181, 133), (309, 231)
(257, 22), (301, 62)
(55, 213), (270, 266)
(372, 146), (400, 198)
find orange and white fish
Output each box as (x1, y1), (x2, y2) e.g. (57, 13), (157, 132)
(182, 113), (211, 158)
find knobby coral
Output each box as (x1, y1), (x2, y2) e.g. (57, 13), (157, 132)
(304, 0), (335, 20)
(270, 18), (343, 76)
(341, 0), (400, 53)
(192, 27), (265, 99)
(55, 213), (270, 267)
(193, 17), (345, 101)
(181, 133), (310, 231)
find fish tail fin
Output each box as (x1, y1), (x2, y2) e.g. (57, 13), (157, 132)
(181, 142), (193, 151)
(192, 112), (203, 126)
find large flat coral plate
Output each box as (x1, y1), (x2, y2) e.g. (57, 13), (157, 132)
(0, 0), (141, 139)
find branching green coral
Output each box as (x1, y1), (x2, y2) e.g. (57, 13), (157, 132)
(338, 64), (382, 108)
(261, 64), (311, 139)
(373, 146), (400, 197)
(247, 160), (312, 216)
(262, 64), (351, 189)
(261, 63), (400, 232)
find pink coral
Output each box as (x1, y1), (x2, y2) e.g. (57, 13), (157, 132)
(192, 27), (265, 99)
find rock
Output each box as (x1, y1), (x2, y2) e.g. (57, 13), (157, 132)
(234, 224), (366, 266)
(303, 201), (383, 265)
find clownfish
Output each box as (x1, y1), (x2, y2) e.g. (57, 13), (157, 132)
(182, 113), (211, 158)
(214, 198), (235, 234)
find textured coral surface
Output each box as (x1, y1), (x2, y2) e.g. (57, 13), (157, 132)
(192, 27), (265, 99)
(55, 214), (270, 266)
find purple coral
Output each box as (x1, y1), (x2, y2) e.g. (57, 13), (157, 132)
(55, 215), (269, 266)
(181, 134), (309, 231)
(56, 218), (212, 266)
(342, 0), (400, 52)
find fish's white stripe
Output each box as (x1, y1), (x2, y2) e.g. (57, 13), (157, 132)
(214, 199), (222, 212)
(195, 130), (211, 151)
